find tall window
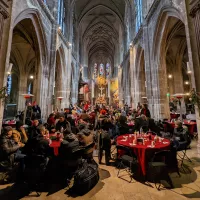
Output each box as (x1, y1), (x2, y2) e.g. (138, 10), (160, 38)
(57, 0), (65, 33)
(135, 0), (143, 33)
(27, 83), (32, 94)
(7, 75), (12, 95)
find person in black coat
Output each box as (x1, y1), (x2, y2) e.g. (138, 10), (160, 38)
(96, 119), (112, 166)
(56, 114), (71, 132)
(140, 104), (151, 118)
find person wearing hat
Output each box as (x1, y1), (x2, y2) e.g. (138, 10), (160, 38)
(0, 126), (25, 165)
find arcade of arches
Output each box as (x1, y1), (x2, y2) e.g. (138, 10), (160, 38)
(1, 0), (200, 199)
(0, 0), (200, 138)
(0, 2), (200, 125)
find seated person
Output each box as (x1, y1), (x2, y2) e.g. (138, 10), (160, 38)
(80, 110), (90, 122)
(47, 113), (56, 128)
(77, 128), (94, 159)
(172, 121), (191, 149)
(28, 118), (40, 139)
(34, 125), (51, 156)
(12, 121), (28, 145)
(0, 126), (25, 165)
(56, 114), (71, 132)
(59, 129), (80, 179)
(117, 115), (130, 135)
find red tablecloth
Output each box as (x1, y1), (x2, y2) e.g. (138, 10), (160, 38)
(49, 134), (61, 156)
(166, 120), (197, 134)
(117, 134), (170, 176)
(170, 113), (180, 119)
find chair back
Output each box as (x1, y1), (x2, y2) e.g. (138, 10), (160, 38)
(151, 150), (170, 164)
(116, 145), (136, 159)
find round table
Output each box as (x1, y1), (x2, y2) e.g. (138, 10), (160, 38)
(49, 134), (61, 156)
(117, 134), (171, 176)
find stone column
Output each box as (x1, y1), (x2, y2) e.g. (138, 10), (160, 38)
(0, 1), (11, 132)
(17, 74), (28, 111)
(187, 0), (200, 155)
(143, 25), (156, 118)
(130, 46), (136, 108)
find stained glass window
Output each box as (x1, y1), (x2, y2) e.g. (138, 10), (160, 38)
(94, 63), (98, 78)
(7, 75), (12, 95)
(57, 0), (65, 34)
(106, 63), (110, 78)
(135, 0), (143, 33)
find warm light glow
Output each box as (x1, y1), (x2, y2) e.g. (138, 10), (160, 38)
(186, 93), (190, 96)
(58, 26), (61, 30)
(30, 75), (34, 79)
(185, 81), (189, 85)
(7, 72), (11, 75)
(21, 94), (34, 99)
(168, 74), (172, 79)
(57, 96), (64, 100)
(187, 70), (192, 74)
(68, 43), (72, 47)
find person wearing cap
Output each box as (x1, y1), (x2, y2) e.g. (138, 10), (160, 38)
(0, 126), (25, 165)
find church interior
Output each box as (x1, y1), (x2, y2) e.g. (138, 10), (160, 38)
(0, 0), (200, 199)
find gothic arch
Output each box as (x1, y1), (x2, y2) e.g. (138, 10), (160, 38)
(152, 7), (184, 61)
(13, 8), (48, 67)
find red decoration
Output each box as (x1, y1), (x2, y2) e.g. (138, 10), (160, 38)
(84, 85), (89, 93)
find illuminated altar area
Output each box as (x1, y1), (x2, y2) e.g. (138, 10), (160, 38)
(91, 63), (119, 106)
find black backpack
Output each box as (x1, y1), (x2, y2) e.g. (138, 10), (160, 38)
(72, 159), (99, 195)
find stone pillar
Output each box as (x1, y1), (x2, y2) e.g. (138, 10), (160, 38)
(0, 1), (11, 132)
(187, 0), (200, 155)
(143, 25), (156, 118)
(17, 75), (28, 111)
(130, 46), (136, 108)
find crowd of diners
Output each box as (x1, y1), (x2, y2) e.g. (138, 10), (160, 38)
(0, 101), (192, 184)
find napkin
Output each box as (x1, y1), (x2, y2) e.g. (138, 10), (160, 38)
(163, 142), (169, 144)
(129, 143), (136, 146)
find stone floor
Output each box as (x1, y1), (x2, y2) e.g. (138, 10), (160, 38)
(1, 141), (200, 200)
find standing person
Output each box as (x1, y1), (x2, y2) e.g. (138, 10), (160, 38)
(124, 102), (129, 115)
(140, 104), (151, 118)
(96, 119), (112, 166)
(32, 101), (41, 120)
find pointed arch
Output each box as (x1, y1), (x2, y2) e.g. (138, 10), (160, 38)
(13, 8), (48, 67)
